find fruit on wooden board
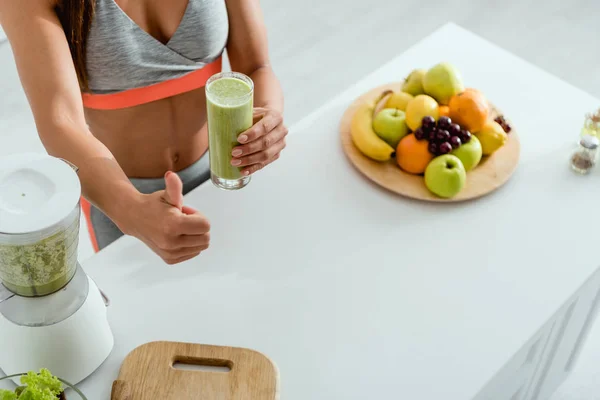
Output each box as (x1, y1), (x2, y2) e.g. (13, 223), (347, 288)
(350, 91), (395, 161)
(424, 154), (466, 198)
(347, 63), (515, 201)
(494, 115), (512, 133)
(438, 105), (450, 118)
(396, 133), (434, 174)
(373, 108), (410, 148)
(464, 88), (484, 96)
(422, 62), (465, 105)
(402, 69), (426, 96)
(448, 89), (490, 133)
(451, 134), (482, 171)
(385, 91), (413, 111)
(475, 120), (507, 155)
(417, 115), (473, 158)
(405, 95), (439, 131)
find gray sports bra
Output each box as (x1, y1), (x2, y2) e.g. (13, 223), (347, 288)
(86, 0), (228, 95)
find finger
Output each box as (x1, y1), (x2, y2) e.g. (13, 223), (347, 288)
(160, 232), (210, 250)
(234, 138), (286, 168)
(178, 213), (211, 235)
(181, 205), (199, 215)
(176, 232), (210, 248)
(162, 172), (183, 210)
(168, 244), (209, 263)
(162, 243), (208, 265)
(170, 244), (209, 258)
(167, 252), (202, 265)
(237, 110), (283, 144)
(165, 253), (199, 265)
(240, 152), (281, 176)
(232, 123), (288, 158)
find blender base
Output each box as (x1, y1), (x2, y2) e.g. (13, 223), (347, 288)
(0, 275), (114, 385)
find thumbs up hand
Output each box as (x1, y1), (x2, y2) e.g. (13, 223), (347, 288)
(163, 170), (184, 210)
(120, 171), (211, 265)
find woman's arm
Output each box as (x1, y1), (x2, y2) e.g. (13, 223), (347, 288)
(0, 0), (138, 224)
(225, 0), (287, 175)
(0, 0), (210, 264)
(225, 0), (283, 113)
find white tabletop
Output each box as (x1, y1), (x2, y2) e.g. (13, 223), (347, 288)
(79, 23), (600, 399)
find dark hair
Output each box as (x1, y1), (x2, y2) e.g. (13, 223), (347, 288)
(54, 0), (96, 90)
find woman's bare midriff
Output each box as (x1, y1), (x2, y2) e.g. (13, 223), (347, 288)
(84, 86), (209, 179)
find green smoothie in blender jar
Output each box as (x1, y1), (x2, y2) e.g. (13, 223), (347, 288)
(206, 72), (254, 190)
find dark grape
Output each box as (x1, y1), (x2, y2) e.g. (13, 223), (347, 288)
(422, 116), (436, 129)
(437, 116), (452, 129)
(428, 129), (437, 141)
(449, 123), (461, 136)
(428, 142), (438, 155)
(439, 142), (452, 154)
(436, 129), (451, 142)
(414, 127), (425, 140)
(460, 129), (472, 143)
(494, 115), (512, 133)
(450, 136), (462, 149)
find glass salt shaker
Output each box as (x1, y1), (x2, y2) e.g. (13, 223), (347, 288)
(571, 134), (599, 174)
(581, 108), (600, 140)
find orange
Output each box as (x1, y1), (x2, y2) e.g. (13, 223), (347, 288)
(465, 88), (484, 95)
(438, 105), (450, 118)
(448, 88), (489, 133)
(396, 134), (434, 174)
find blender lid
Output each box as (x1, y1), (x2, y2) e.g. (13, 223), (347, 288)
(0, 153), (81, 235)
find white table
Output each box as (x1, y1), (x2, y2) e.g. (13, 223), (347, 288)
(79, 23), (600, 400)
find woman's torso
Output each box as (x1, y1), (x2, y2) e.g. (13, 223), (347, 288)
(81, 0), (229, 178)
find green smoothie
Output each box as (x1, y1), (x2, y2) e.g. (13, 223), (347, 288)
(206, 73), (254, 187)
(0, 208), (79, 297)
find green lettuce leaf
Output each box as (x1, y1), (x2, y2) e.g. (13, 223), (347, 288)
(20, 369), (62, 396)
(1, 369), (64, 400)
(0, 389), (18, 400)
(15, 386), (57, 400)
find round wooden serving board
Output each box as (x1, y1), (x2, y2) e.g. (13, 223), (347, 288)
(339, 83), (521, 202)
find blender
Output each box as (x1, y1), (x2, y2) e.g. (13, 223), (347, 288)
(0, 153), (113, 385)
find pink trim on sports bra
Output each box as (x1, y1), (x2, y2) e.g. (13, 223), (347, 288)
(82, 57), (222, 110)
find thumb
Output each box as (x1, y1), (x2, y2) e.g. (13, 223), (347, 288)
(163, 171), (183, 210)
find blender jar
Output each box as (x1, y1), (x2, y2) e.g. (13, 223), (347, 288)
(0, 154), (81, 297)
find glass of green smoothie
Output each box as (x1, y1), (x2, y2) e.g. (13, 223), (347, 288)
(206, 72), (254, 190)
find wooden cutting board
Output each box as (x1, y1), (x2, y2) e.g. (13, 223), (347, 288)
(111, 342), (279, 400)
(340, 82), (521, 202)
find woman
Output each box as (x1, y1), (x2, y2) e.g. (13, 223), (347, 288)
(0, 0), (287, 264)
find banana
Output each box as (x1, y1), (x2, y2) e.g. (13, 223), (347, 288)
(350, 91), (395, 161)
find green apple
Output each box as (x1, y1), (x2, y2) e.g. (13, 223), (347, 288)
(372, 108), (409, 148)
(424, 155), (466, 198)
(422, 62), (464, 105)
(402, 69), (426, 96)
(451, 135), (482, 171)
(385, 91), (413, 111)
